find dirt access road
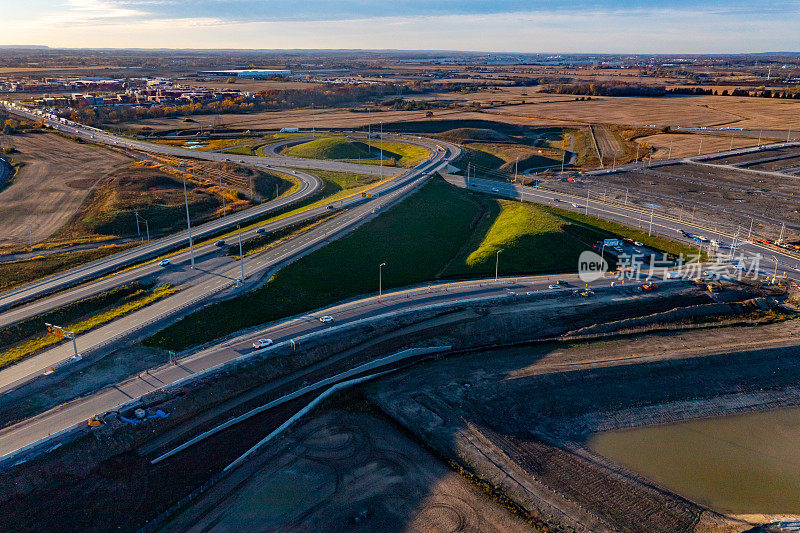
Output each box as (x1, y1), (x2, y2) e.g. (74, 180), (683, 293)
(0, 132), (130, 248)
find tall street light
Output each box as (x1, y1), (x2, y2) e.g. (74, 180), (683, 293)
(183, 174), (195, 269)
(379, 262), (386, 298)
(237, 224), (245, 284)
(495, 250), (502, 280)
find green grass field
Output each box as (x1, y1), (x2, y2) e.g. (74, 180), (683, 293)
(145, 177), (697, 350)
(282, 137), (429, 167)
(0, 244), (136, 292)
(0, 283), (176, 370)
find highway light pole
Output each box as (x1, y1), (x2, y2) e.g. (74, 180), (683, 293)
(585, 189), (590, 215)
(379, 262), (386, 299)
(495, 250), (502, 280)
(183, 175), (195, 269)
(648, 205), (654, 236)
(237, 224), (245, 284)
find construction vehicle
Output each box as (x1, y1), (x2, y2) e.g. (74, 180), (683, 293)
(88, 414), (102, 427)
(642, 282), (659, 291)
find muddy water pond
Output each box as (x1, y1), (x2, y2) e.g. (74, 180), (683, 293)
(588, 407), (800, 514)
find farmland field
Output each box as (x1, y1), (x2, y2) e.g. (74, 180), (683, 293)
(122, 93), (800, 136)
(0, 132), (131, 249)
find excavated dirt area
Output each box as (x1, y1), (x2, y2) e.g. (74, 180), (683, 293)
(0, 282), (792, 531)
(163, 409), (531, 532)
(370, 320), (800, 533)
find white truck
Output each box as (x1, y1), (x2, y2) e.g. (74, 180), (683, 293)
(280, 127), (299, 133)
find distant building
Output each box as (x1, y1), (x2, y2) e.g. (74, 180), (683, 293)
(200, 69), (292, 79)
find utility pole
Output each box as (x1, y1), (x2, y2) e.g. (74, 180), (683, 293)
(275, 183), (279, 199)
(237, 224), (245, 284)
(612, 155), (616, 170)
(635, 144), (640, 163)
(514, 157), (518, 182)
(585, 189), (590, 215)
(145, 219), (150, 242)
(183, 175), (195, 269)
(748, 217), (754, 240)
(379, 121), (383, 180)
(624, 188), (628, 205)
(219, 174), (226, 216)
(379, 262), (386, 298)
(561, 149), (566, 172)
(778, 221), (786, 245)
(698, 138), (702, 156)
(648, 205), (654, 236)
(730, 132), (734, 151)
(757, 130), (762, 147)
(27, 224), (32, 251)
(495, 250), (502, 280)
(668, 141), (673, 160)
(367, 120), (371, 153)
(249, 176), (253, 202)
(134, 210), (141, 238)
(788, 129), (792, 142)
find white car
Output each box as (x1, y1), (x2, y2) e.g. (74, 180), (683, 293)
(158, 259), (170, 266)
(548, 284), (561, 289)
(633, 241), (644, 247)
(252, 339), (273, 349)
(319, 315), (334, 323)
(491, 187), (499, 192)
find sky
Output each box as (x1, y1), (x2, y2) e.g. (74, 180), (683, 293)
(2, 0), (799, 53)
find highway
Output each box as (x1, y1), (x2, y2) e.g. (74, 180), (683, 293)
(0, 141), (457, 395)
(0, 102), (451, 319)
(0, 272), (634, 463)
(449, 174), (800, 281)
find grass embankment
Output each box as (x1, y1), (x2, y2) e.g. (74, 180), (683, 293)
(145, 177), (699, 351)
(282, 137), (428, 167)
(442, 201), (606, 277)
(147, 177), (636, 350)
(0, 244), (136, 292)
(145, 177), (480, 350)
(53, 162), (291, 242)
(0, 283), (177, 370)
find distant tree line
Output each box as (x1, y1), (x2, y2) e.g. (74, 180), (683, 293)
(540, 82), (668, 97)
(666, 86), (800, 99)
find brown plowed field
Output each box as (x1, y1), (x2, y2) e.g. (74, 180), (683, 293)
(0, 133), (130, 248)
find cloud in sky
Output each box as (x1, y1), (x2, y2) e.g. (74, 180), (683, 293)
(2, 0), (799, 52)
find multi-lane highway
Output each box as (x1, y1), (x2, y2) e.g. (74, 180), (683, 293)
(449, 173), (800, 281)
(0, 102), (454, 319)
(0, 272), (634, 462)
(0, 139), (457, 395)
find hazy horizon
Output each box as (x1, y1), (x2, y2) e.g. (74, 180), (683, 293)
(2, 0), (799, 54)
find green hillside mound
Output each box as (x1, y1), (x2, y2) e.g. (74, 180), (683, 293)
(283, 138), (382, 160)
(438, 128), (513, 144)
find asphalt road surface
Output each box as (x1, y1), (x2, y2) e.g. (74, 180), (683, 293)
(0, 142), (456, 395)
(449, 174), (800, 282)
(0, 272), (635, 463)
